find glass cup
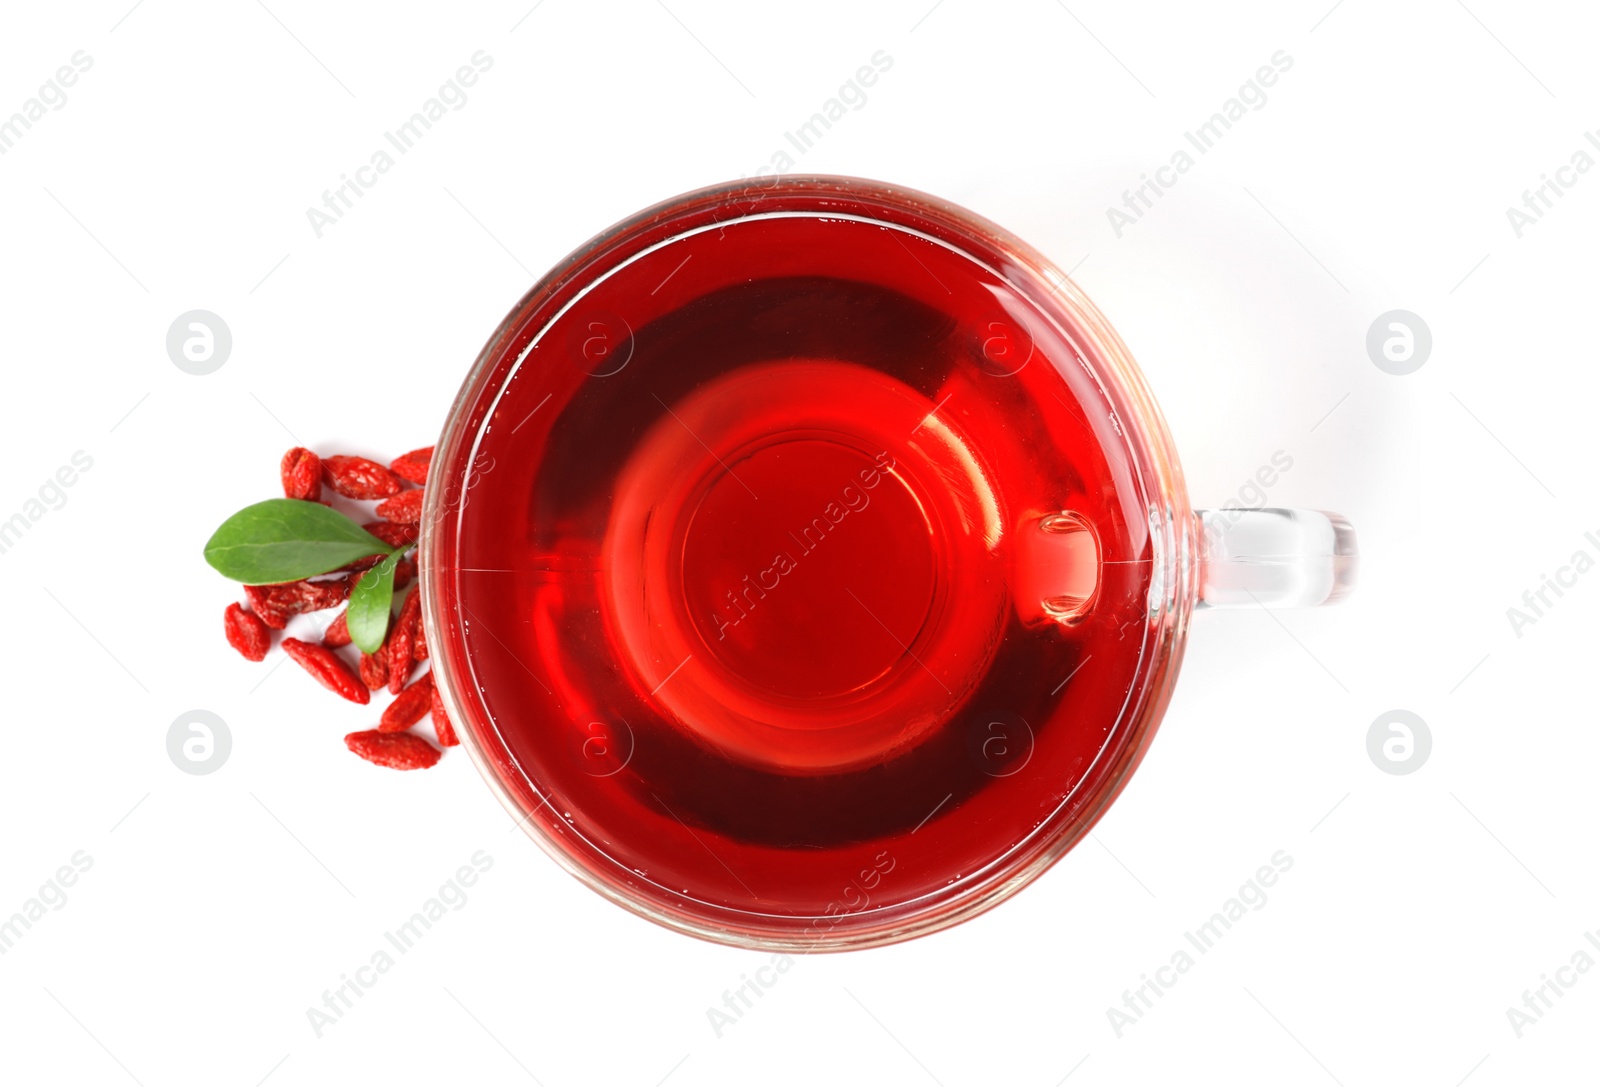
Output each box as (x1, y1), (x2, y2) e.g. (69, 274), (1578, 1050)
(421, 176), (1357, 950)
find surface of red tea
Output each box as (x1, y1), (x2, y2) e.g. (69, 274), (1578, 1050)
(441, 209), (1156, 928)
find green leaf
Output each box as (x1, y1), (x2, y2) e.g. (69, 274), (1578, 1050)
(204, 498), (397, 584)
(346, 550), (405, 655)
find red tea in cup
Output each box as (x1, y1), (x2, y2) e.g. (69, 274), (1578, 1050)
(423, 178), (1354, 948)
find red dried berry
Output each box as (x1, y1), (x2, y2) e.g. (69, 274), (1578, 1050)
(280, 447), (323, 503)
(358, 650), (389, 690)
(310, 579), (349, 606)
(380, 673), (434, 732)
(412, 617), (428, 662)
(323, 609), (352, 648)
(322, 455), (403, 499)
(311, 578), (348, 603)
(341, 555), (415, 586)
(364, 521), (419, 549)
(224, 603), (271, 661)
(430, 683), (458, 747)
(242, 585), (294, 629)
(376, 489), (424, 524)
(282, 638), (370, 705)
(244, 580), (348, 630)
(389, 447), (433, 486)
(293, 575), (353, 605)
(345, 729), (441, 770)
(387, 590), (422, 695)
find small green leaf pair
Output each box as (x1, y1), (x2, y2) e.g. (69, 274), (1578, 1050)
(204, 498), (411, 654)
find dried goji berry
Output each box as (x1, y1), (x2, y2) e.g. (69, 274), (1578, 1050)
(363, 521), (419, 549)
(310, 579), (348, 605)
(306, 579), (348, 607)
(322, 455), (402, 499)
(242, 584), (294, 629)
(280, 447), (323, 503)
(430, 683), (458, 747)
(343, 553), (415, 582)
(386, 589), (422, 695)
(224, 602), (271, 661)
(376, 489), (424, 524)
(358, 649), (389, 690)
(244, 580), (347, 629)
(412, 617), (427, 662)
(345, 729), (440, 770)
(323, 609), (352, 648)
(282, 638), (370, 705)
(389, 447), (433, 486)
(379, 673), (433, 732)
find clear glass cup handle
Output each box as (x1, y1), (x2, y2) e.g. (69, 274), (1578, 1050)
(1194, 508), (1358, 608)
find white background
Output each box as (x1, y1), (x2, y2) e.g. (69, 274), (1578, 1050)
(1, 1), (1595, 1084)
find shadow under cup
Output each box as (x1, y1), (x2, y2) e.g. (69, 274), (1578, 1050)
(422, 177), (1196, 950)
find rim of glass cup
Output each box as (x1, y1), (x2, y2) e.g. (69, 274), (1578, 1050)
(420, 176), (1198, 951)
